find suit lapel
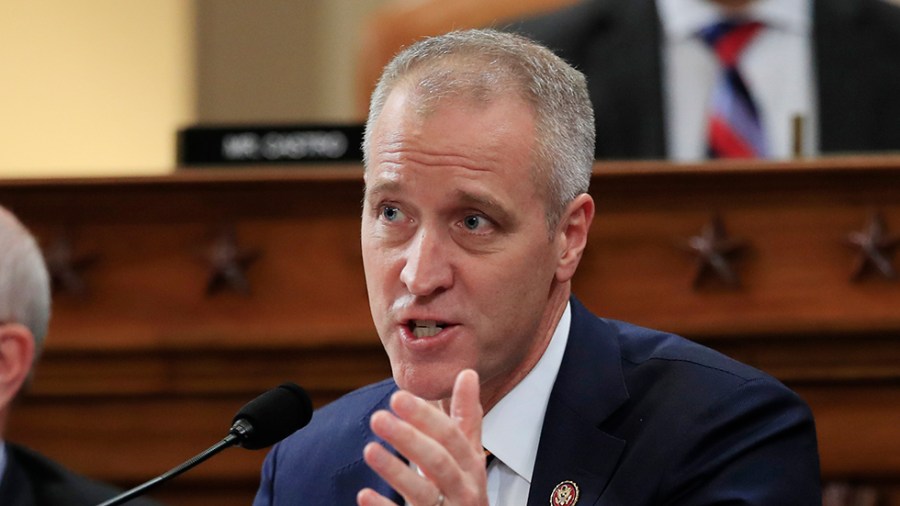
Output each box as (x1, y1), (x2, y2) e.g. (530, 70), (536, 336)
(506, 0), (666, 159)
(813, 0), (873, 153)
(332, 385), (404, 505)
(334, 459), (403, 505)
(528, 298), (629, 506)
(583, 0), (666, 159)
(0, 446), (37, 506)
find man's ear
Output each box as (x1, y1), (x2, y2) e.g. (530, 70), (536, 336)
(555, 193), (595, 283)
(0, 324), (36, 409)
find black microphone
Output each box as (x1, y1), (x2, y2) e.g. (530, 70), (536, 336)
(97, 382), (313, 506)
(230, 381), (313, 449)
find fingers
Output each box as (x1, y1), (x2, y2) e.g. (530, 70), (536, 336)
(363, 369), (487, 505)
(389, 370), (485, 476)
(362, 441), (440, 506)
(357, 487), (397, 506)
(450, 369), (483, 455)
(367, 408), (457, 503)
(373, 394), (473, 491)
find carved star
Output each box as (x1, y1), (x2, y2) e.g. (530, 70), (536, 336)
(823, 481), (881, 506)
(845, 210), (900, 281)
(42, 229), (98, 297)
(205, 226), (261, 296)
(683, 213), (748, 288)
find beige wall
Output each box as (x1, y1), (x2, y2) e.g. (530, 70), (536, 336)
(10, 0), (895, 179)
(0, 0), (387, 179)
(194, 0), (385, 124)
(0, 1), (196, 178)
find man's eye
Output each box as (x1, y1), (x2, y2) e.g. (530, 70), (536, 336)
(381, 205), (404, 222)
(463, 215), (486, 230)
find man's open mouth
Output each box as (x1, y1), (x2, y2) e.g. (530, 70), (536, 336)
(407, 319), (448, 338)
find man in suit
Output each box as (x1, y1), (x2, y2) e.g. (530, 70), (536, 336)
(254, 29), (820, 505)
(509, 0), (900, 160)
(0, 206), (160, 506)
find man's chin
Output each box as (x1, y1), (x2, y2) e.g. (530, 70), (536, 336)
(393, 371), (455, 402)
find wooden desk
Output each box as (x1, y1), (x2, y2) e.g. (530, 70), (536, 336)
(2, 156), (899, 505)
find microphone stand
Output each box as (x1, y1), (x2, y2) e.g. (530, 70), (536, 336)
(97, 423), (250, 506)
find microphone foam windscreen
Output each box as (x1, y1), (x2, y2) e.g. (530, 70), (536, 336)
(232, 382), (313, 450)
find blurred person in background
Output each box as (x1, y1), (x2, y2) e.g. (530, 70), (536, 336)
(0, 205), (160, 506)
(510, 0), (900, 160)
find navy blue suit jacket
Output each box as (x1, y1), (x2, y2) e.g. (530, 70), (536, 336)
(507, 0), (900, 159)
(254, 298), (820, 505)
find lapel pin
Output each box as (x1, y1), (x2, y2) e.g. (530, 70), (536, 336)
(551, 480), (579, 506)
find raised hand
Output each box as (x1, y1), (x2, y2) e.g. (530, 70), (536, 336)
(358, 369), (489, 506)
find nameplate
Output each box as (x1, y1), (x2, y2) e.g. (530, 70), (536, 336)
(177, 124), (365, 166)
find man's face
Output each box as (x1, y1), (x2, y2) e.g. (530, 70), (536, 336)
(361, 88), (568, 406)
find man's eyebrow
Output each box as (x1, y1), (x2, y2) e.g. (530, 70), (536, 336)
(455, 190), (514, 224)
(364, 179), (402, 198)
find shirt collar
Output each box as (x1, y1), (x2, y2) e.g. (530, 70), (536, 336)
(481, 301), (571, 482)
(657, 0), (811, 40)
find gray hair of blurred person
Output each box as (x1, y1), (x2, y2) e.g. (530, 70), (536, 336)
(0, 207), (51, 364)
(362, 28), (595, 231)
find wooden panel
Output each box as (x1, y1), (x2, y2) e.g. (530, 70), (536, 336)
(3, 167), (374, 352)
(3, 156), (900, 503)
(799, 384), (900, 477)
(12, 347), (392, 503)
(577, 158), (900, 337)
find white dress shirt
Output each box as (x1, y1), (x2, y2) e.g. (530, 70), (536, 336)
(481, 302), (571, 506)
(657, 0), (817, 160)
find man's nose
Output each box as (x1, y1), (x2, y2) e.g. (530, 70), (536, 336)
(399, 228), (453, 297)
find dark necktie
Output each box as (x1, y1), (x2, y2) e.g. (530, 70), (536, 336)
(484, 447), (496, 467)
(700, 20), (768, 158)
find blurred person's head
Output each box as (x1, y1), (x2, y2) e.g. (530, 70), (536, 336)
(0, 206), (51, 431)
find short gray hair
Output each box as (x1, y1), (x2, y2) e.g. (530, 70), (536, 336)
(0, 207), (51, 362)
(363, 28), (595, 229)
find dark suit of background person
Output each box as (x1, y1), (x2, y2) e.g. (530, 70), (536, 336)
(0, 444), (160, 506)
(508, 0), (900, 160)
(254, 298), (820, 506)
(0, 206), (161, 506)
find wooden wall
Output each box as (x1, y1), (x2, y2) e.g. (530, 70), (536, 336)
(2, 156), (899, 505)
